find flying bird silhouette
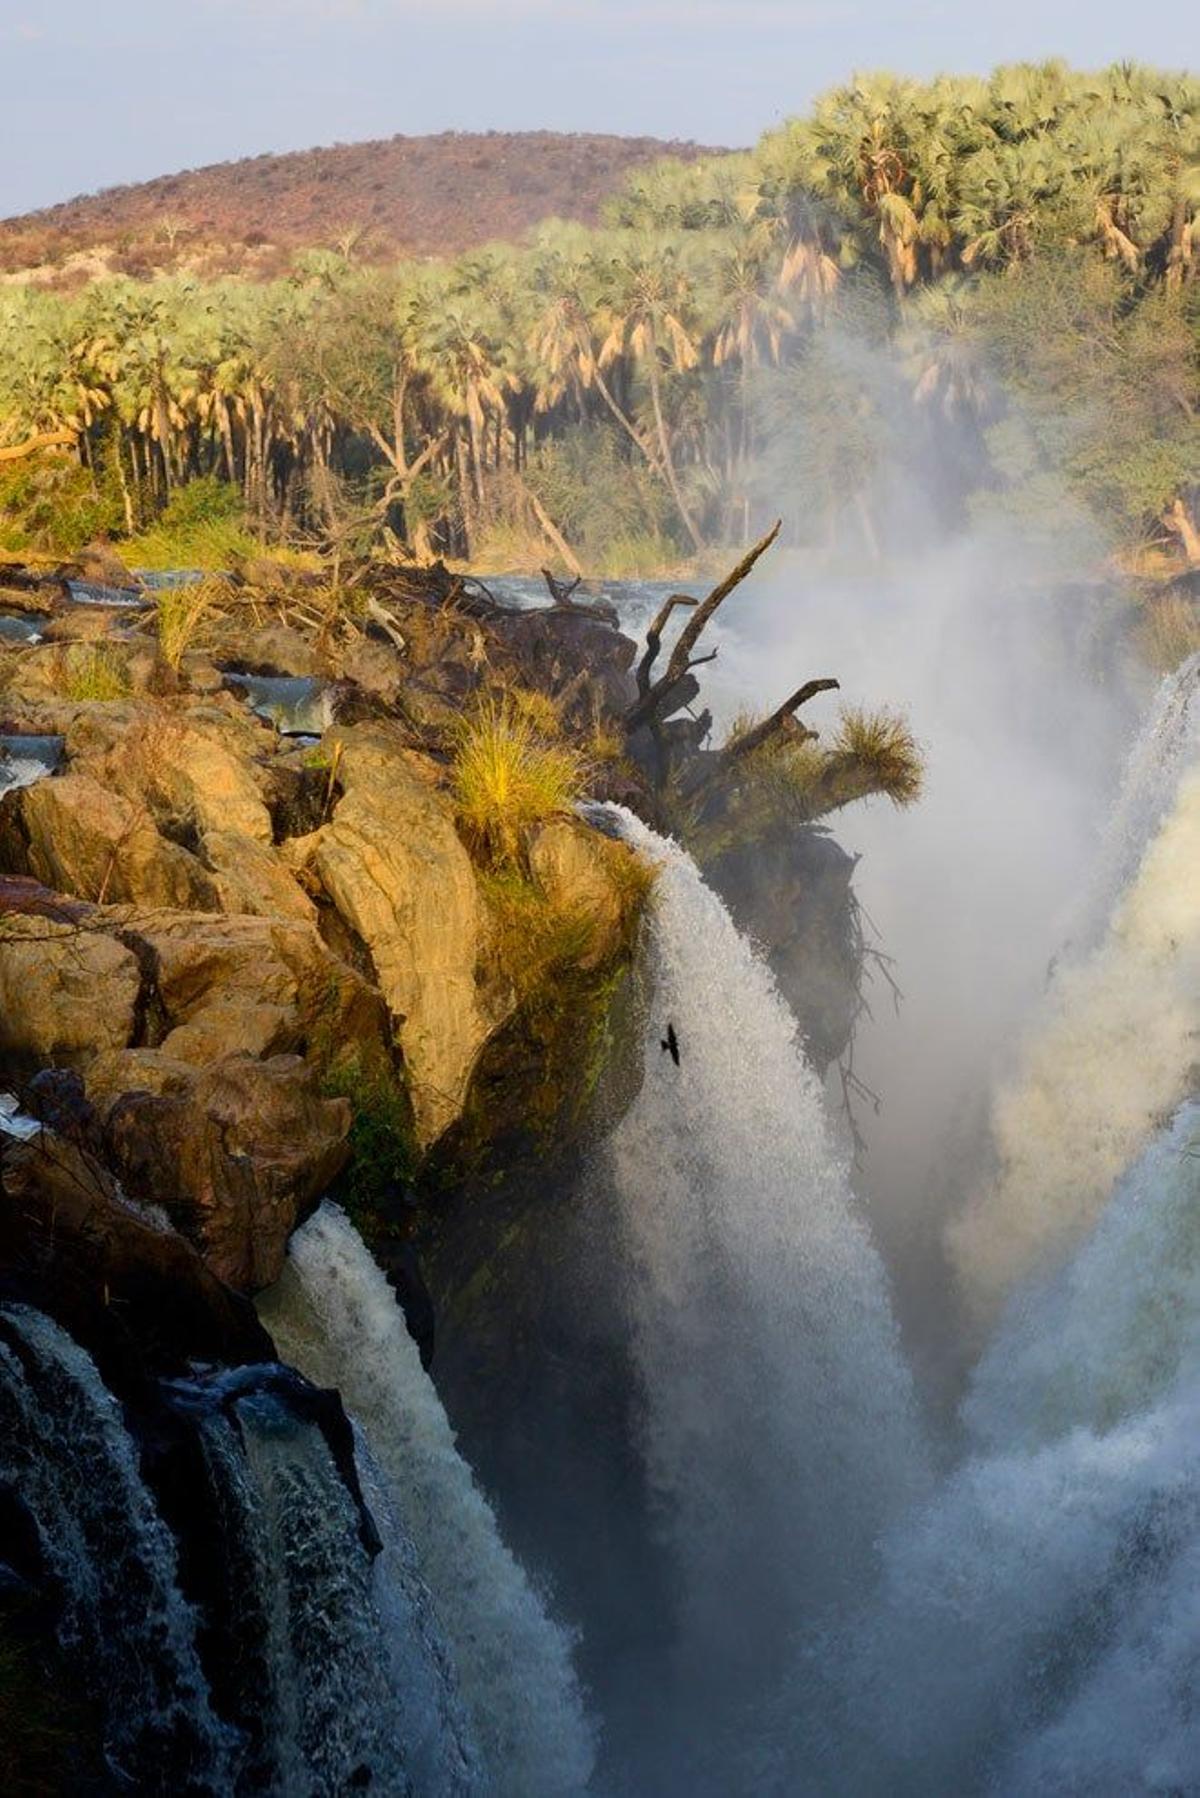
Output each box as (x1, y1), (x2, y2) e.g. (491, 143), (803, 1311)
(661, 1022), (680, 1066)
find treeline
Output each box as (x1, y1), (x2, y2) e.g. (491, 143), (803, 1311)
(1, 61), (1197, 571)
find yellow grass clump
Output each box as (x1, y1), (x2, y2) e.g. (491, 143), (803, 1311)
(832, 707), (924, 807)
(453, 697), (586, 867)
(57, 643), (130, 702)
(154, 577), (224, 671)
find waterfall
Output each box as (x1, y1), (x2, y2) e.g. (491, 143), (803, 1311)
(795, 1101), (1200, 1797)
(948, 662), (1200, 1315)
(0, 1306), (479, 1794)
(594, 807), (927, 1781)
(1075, 651), (1199, 949)
(0, 1305), (235, 1791)
(258, 1203), (597, 1798)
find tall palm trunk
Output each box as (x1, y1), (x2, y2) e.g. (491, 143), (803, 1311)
(645, 346), (704, 553)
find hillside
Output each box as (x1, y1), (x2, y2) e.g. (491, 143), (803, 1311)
(0, 130), (723, 282)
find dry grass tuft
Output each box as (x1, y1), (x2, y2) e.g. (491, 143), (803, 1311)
(56, 643), (130, 702)
(452, 696), (587, 868)
(154, 577), (225, 671)
(832, 707), (924, 807)
(509, 685), (563, 739)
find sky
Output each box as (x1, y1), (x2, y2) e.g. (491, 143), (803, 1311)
(0, 0), (1193, 217)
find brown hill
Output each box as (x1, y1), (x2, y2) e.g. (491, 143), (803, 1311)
(0, 130), (722, 282)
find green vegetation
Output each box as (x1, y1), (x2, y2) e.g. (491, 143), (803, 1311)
(693, 704), (924, 855)
(452, 698), (587, 868)
(0, 62), (1196, 578)
(123, 475), (259, 568)
(323, 1054), (417, 1228)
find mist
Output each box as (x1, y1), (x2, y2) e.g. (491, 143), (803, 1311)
(660, 328), (1144, 1382)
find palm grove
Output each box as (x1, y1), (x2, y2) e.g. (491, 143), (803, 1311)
(1, 61), (1198, 576)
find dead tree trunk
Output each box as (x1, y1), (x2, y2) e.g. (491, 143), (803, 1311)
(624, 521), (781, 736)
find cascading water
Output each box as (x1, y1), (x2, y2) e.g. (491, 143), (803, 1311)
(949, 656), (1200, 1317)
(787, 1100), (1200, 1797)
(741, 680), (1200, 1796)
(0, 1305), (234, 1790)
(590, 806), (928, 1788)
(258, 1203), (597, 1798)
(188, 1382), (478, 1796)
(0, 1306), (480, 1793)
(1072, 651), (1199, 948)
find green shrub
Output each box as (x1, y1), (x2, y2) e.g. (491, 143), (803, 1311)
(0, 455), (123, 556)
(124, 476), (257, 570)
(323, 1056), (417, 1227)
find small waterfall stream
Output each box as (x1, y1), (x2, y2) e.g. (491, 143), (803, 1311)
(259, 1205), (597, 1798)
(0, 1306), (234, 1790)
(0, 1306), (481, 1792)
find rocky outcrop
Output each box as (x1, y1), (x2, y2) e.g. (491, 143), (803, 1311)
(703, 826), (861, 1075)
(103, 1053), (350, 1288)
(0, 1121), (272, 1368)
(0, 910), (142, 1065)
(0, 884), (391, 1288)
(529, 818), (637, 969)
(0, 576), (657, 1293)
(0, 771), (220, 908)
(199, 828), (317, 921)
(305, 724), (501, 1146)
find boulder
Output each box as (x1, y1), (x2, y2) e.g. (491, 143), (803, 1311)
(335, 638), (404, 704)
(528, 818), (640, 968)
(103, 1053), (351, 1288)
(209, 621), (324, 678)
(0, 771), (219, 909)
(200, 829), (317, 922)
(310, 725), (499, 1145)
(76, 541), (137, 590)
(114, 907), (394, 1084)
(80, 713), (273, 844)
(0, 1128), (273, 1369)
(0, 913), (140, 1065)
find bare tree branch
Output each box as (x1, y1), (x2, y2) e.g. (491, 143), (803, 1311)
(723, 678), (841, 763)
(625, 521), (781, 734)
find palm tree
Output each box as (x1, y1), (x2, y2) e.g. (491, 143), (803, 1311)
(595, 234), (706, 550)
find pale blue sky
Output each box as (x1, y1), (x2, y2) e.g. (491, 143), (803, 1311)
(0, 0), (1193, 217)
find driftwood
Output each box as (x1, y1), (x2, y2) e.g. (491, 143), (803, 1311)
(722, 678), (841, 763)
(625, 521), (781, 734)
(635, 593), (698, 701)
(542, 568), (582, 605)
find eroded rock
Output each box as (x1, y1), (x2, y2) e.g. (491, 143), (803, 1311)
(0, 913), (141, 1064)
(0, 771), (219, 909)
(103, 1053), (350, 1288)
(310, 724), (501, 1145)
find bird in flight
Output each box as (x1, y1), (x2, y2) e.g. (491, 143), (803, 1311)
(661, 1022), (680, 1066)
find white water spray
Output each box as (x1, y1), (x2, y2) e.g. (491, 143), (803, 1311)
(258, 1203), (597, 1798)
(798, 1101), (1200, 1797)
(949, 658), (1200, 1316)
